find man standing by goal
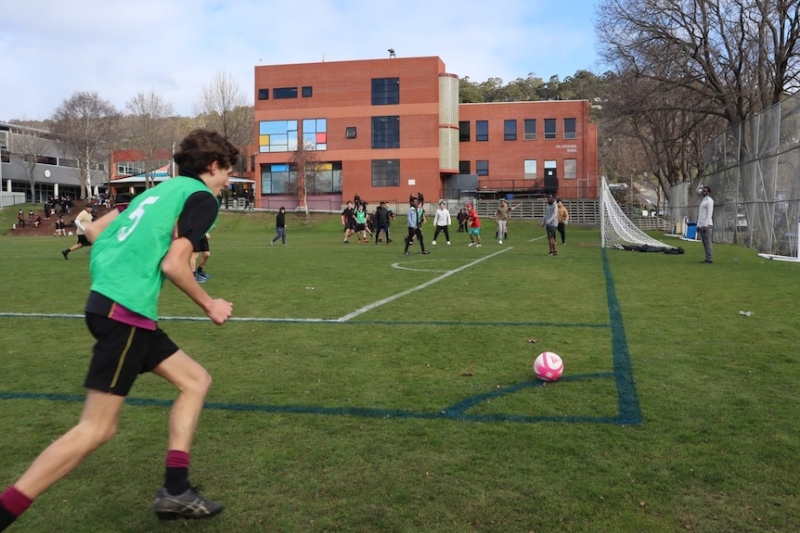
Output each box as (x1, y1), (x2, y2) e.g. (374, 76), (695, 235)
(543, 194), (559, 256)
(698, 186), (714, 263)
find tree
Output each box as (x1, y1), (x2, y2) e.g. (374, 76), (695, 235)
(194, 71), (254, 177)
(596, 0), (800, 128)
(13, 128), (51, 203)
(290, 140), (321, 219)
(126, 90), (176, 188)
(51, 92), (120, 199)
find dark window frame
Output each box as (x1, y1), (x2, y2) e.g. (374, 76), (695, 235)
(371, 77), (400, 105)
(524, 119), (537, 140)
(372, 159), (400, 187)
(258, 88), (269, 100)
(544, 118), (557, 140)
(459, 121), (470, 142)
(476, 120), (489, 142)
(371, 116), (400, 149)
(476, 160), (489, 176)
(564, 118), (577, 139)
(302, 86), (313, 98)
(504, 119), (517, 141)
(273, 87), (298, 99)
(346, 126), (357, 139)
(458, 160), (471, 174)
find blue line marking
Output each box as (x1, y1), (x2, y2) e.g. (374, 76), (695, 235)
(0, 249), (642, 425)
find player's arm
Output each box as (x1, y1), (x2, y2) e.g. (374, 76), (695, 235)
(163, 192), (232, 325)
(84, 209), (119, 243)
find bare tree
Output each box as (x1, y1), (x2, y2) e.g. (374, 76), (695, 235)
(126, 90), (176, 188)
(596, 0), (800, 128)
(13, 128), (51, 203)
(290, 140), (321, 219)
(51, 92), (120, 199)
(194, 70), (254, 175)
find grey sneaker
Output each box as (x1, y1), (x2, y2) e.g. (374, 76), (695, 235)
(153, 486), (223, 520)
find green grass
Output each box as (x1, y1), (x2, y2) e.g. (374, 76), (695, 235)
(1, 207), (799, 532)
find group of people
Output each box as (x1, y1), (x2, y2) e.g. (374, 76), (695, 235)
(542, 194), (571, 256)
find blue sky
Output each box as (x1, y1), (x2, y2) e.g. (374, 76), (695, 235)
(0, 0), (601, 122)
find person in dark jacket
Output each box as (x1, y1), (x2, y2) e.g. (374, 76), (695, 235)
(270, 206), (287, 246)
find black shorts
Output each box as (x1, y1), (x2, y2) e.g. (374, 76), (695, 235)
(199, 236), (210, 252)
(84, 313), (179, 396)
(77, 234), (92, 246)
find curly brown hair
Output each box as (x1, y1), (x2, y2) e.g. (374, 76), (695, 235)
(173, 129), (240, 176)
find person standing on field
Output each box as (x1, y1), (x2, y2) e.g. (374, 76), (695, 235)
(494, 200), (520, 244)
(431, 201), (452, 245)
(543, 193), (558, 256)
(698, 186), (714, 263)
(270, 206), (287, 246)
(557, 199), (570, 245)
(467, 202), (482, 247)
(0, 129), (238, 531)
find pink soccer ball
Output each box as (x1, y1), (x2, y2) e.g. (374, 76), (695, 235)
(534, 352), (564, 381)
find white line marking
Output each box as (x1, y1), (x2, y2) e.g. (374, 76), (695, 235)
(337, 248), (512, 322)
(527, 235), (547, 243)
(0, 250), (511, 325)
(391, 259), (458, 273)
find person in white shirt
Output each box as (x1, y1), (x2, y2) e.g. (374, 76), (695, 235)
(698, 186), (714, 263)
(431, 202), (452, 245)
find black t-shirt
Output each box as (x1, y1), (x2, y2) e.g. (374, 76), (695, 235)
(176, 191), (218, 252)
(342, 207), (354, 222)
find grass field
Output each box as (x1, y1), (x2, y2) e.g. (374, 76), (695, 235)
(1, 205), (799, 532)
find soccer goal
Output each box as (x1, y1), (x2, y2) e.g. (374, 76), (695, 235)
(600, 177), (678, 251)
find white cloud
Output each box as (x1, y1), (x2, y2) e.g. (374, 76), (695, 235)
(0, 0), (598, 121)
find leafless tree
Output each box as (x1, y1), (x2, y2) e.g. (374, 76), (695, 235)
(291, 140), (322, 219)
(126, 90), (176, 188)
(194, 70), (254, 176)
(51, 91), (120, 199)
(13, 128), (51, 203)
(596, 0), (800, 127)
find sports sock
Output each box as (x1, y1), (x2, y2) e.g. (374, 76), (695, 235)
(0, 486), (33, 529)
(164, 450), (190, 496)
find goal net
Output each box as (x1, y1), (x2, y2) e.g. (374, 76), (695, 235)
(601, 177), (677, 251)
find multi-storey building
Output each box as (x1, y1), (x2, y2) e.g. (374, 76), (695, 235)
(254, 55), (598, 210)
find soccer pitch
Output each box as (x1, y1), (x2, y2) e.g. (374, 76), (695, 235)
(1, 210), (799, 532)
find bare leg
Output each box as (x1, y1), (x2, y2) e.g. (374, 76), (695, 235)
(151, 350), (212, 452)
(15, 391), (124, 498)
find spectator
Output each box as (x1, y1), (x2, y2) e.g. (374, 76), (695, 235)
(542, 194), (558, 256)
(557, 199), (570, 245)
(270, 207), (287, 246)
(431, 202), (452, 245)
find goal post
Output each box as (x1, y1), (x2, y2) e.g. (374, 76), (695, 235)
(601, 177), (677, 251)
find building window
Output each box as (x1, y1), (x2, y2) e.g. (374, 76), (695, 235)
(372, 159), (400, 187)
(476, 120), (488, 142)
(302, 86), (313, 98)
(564, 118), (576, 139)
(273, 87), (298, 99)
(372, 78), (400, 105)
(302, 118), (327, 151)
(371, 116), (400, 149)
(476, 160), (489, 176)
(524, 159), (537, 180)
(259, 120), (298, 152)
(524, 119), (537, 140)
(544, 119), (557, 140)
(459, 161), (471, 174)
(346, 127), (357, 139)
(117, 161), (145, 176)
(459, 121), (470, 142)
(504, 119), (517, 141)
(306, 161), (342, 194)
(261, 163), (294, 194)
(258, 88), (269, 100)
(564, 159), (577, 179)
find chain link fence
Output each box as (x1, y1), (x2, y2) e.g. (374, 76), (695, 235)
(668, 92), (800, 256)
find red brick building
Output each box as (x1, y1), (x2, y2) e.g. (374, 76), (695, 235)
(253, 55), (598, 207)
